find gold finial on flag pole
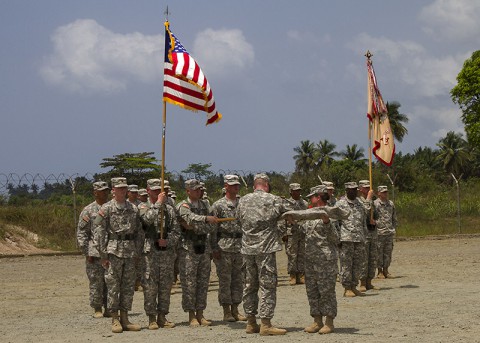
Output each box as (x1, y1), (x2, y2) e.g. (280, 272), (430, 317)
(365, 50), (373, 60)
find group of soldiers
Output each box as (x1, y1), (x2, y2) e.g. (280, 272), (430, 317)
(76, 173), (397, 336)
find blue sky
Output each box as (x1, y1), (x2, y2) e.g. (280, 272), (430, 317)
(1, 0), (478, 175)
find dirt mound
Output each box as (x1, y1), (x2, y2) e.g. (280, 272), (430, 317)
(0, 225), (58, 256)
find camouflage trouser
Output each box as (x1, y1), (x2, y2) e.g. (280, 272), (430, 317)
(339, 241), (366, 289)
(377, 234), (394, 269)
(178, 249), (211, 311)
(143, 249), (176, 315)
(286, 231), (305, 274)
(305, 259), (337, 318)
(242, 253), (277, 319)
(85, 256), (107, 309)
(364, 237), (378, 280)
(213, 251), (244, 305)
(104, 254), (136, 313)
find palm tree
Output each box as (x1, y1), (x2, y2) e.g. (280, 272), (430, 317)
(340, 144), (365, 162)
(316, 139), (339, 167)
(436, 131), (471, 176)
(293, 140), (317, 174)
(386, 101), (409, 143)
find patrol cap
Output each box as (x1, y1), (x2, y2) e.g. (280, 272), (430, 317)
(289, 183), (302, 191)
(111, 177), (128, 188)
(199, 182), (206, 190)
(128, 184), (139, 192)
(254, 173), (269, 182)
(344, 181), (358, 189)
(358, 180), (370, 188)
(224, 174), (241, 185)
(138, 188), (147, 196)
(378, 185), (388, 193)
(170, 190), (177, 199)
(322, 181), (335, 190)
(185, 179), (202, 190)
(307, 184), (327, 197)
(147, 179), (162, 190)
(93, 181), (109, 191)
(163, 180), (171, 189)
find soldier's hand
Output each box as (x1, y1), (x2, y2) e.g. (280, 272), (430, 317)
(319, 213), (330, 224)
(101, 259), (110, 269)
(367, 189), (374, 200)
(206, 216), (219, 224)
(86, 256), (94, 264)
(158, 238), (167, 248)
(156, 192), (167, 204)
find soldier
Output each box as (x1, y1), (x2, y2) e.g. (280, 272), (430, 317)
(138, 179), (181, 330)
(127, 184), (141, 207)
(358, 180), (379, 291)
(211, 175), (247, 322)
(336, 182), (372, 297)
(301, 185), (339, 334)
(322, 181), (337, 206)
(236, 173), (290, 336)
(284, 183), (308, 285)
(177, 179), (219, 326)
(94, 177), (143, 333)
(77, 181), (110, 318)
(169, 190), (177, 203)
(138, 188), (148, 203)
(375, 186), (398, 279)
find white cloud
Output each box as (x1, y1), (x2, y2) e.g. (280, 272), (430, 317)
(412, 104), (464, 139)
(419, 0), (480, 42)
(40, 19), (163, 93)
(346, 33), (465, 98)
(192, 28), (254, 77)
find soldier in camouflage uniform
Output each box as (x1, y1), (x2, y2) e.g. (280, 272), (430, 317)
(236, 173), (290, 336)
(77, 181), (110, 318)
(127, 184), (142, 207)
(177, 179), (219, 327)
(138, 188), (148, 203)
(336, 182), (372, 297)
(211, 175), (247, 322)
(301, 185), (339, 334)
(375, 186), (398, 279)
(127, 184), (144, 291)
(94, 177), (143, 333)
(358, 180), (379, 291)
(283, 183), (308, 285)
(138, 179), (181, 330)
(322, 181), (337, 206)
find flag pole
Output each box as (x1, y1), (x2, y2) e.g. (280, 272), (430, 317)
(365, 50), (374, 191)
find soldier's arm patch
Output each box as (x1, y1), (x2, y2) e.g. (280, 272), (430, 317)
(82, 215), (90, 223)
(181, 203), (190, 209)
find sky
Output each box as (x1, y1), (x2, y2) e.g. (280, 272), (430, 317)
(1, 0), (478, 176)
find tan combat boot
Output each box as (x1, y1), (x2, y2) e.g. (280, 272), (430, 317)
(377, 268), (385, 279)
(289, 274), (297, 285)
(245, 315), (260, 334)
(297, 273), (305, 284)
(148, 315), (159, 330)
(359, 279), (367, 292)
(344, 288), (356, 297)
(222, 305), (235, 322)
(319, 316), (334, 334)
(93, 307), (103, 318)
(231, 304), (247, 321)
(304, 316), (323, 333)
(111, 312), (123, 333)
(366, 278), (380, 290)
(157, 313), (175, 328)
(259, 318), (287, 336)
(196, 310), (212, 326)
(351, 287), (366, 297)
(189, 311), (200, 327)
(119, 310), (141, 331)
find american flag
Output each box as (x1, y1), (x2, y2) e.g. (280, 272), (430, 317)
(367, 57), (395, 166)
(163, 22), (222, 125)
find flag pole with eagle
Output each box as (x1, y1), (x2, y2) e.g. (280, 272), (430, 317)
(158, 9), (222, 239)
(366, 50), (395, 190)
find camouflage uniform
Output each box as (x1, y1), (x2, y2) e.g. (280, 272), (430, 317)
(94, 199), (142, 314)
(284, 196), (308, 276)
(375, 196), (397, 271)
(138, 199), (180, 317)
(359, 193), (378, 281)
(237, 188), (289, 319)
(302, 218), (339, 318)
(211, 196), (244, 306)
(336, 190), (368, 289)
(177, 198), (215, 312)
(77, 200), (107, 310)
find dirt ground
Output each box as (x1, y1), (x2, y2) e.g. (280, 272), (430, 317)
(1, 236), (480, 343)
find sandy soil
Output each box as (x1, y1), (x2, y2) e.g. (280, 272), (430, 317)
(1, 236), (480, 343)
